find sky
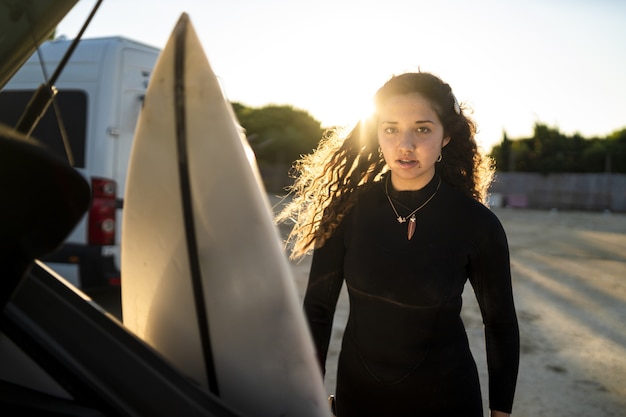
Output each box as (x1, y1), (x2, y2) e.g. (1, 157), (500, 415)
(55, 0), (626, 152)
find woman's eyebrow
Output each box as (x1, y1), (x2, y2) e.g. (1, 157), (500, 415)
(379, 119), (435, 124)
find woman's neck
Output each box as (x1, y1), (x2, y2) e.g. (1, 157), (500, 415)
(389, 169), (436, 191)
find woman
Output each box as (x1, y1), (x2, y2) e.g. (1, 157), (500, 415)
(277, 72), (519, 416)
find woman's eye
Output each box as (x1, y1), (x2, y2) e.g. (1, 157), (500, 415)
(383, 127), (397, 134)
(416, 126), (430, 133)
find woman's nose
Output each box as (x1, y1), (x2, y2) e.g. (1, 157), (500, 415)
(398, 130), (415, 151)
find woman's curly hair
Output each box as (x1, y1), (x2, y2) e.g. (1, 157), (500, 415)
(276, 72), (494, 260)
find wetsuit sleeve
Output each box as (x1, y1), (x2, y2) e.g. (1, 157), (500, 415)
(468, 213), (520, 414)
(303, 224), (346, 376)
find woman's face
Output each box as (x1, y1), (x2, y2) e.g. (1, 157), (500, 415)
(377, 92), (450, 191)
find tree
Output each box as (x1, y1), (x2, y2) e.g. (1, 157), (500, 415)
(581, 140), (608, 172)
(231, 102), (325, 191)
(489, 123), (626, 174)
(232, 102), (324, 167)
(605, 128), (626, 172)
(491, 131), (512, 172)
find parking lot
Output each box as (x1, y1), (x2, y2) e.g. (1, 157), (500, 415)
(93, 207), (626, 417)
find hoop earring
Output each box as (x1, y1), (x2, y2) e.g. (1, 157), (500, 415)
(437, 154), (443, 163)
(378, 146), (384, 160)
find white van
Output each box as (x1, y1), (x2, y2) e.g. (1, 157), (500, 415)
(0, 36), (160, 290)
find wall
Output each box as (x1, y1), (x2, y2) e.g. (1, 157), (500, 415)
(489, 173), (626, 212)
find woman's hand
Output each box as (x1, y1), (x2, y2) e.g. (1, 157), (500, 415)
(491, 410), (510, 417)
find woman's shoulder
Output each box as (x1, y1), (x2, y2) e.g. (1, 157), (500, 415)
(338, 180), (385, 220)
(440, 181), (504, 228)
(354, 179), (385, 199)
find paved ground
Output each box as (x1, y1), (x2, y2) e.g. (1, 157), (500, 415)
(94, 206), (626, 417)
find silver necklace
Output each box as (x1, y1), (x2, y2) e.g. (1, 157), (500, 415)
(384, 175), (441, 240)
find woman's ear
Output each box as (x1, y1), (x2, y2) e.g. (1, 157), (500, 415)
(443, 136), (451, 147)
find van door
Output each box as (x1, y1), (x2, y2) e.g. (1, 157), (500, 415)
(114, 48), (157, 202)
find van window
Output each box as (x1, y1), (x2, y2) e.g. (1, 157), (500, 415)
(0, 89), (87, 168)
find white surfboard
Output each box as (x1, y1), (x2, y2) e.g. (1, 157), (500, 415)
(121, 13), (329, 417)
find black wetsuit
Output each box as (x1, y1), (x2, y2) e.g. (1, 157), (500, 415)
(304, 175), (519, 417)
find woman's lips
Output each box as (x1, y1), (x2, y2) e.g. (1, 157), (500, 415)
(397, 158), (418, 169)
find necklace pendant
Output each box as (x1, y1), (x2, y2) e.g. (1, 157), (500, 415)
(385, 176), (441, 240)
(407, 216), (416, 240)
